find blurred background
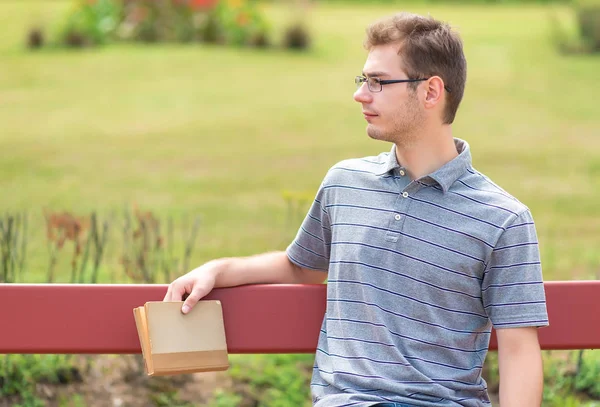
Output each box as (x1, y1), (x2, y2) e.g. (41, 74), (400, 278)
(0, 0), (599, 405)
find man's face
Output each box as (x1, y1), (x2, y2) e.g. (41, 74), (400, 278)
(353, 44), (425, 145)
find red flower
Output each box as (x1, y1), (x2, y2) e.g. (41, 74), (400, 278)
(190, 0), (217, 10)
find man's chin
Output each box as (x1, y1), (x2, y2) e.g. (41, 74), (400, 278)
(366, 125), (389, 142)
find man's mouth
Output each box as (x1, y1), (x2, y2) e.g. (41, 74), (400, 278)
(363, 111), (378, 121)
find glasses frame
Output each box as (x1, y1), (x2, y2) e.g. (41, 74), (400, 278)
(355, 75), (451, 93)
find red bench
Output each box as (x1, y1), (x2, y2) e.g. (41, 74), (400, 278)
(0, 281), (599, 354)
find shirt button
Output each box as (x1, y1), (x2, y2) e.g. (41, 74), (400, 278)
(402, 192), (409, 198)
(399, 170), (405, 176)
(394, 214), (401, 221)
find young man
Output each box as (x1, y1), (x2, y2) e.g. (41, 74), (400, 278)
(164, 12), (549, 407)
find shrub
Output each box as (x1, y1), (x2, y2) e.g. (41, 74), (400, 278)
(49, 0), (275, 49)
(283, 22), (311, 50)
(56, 0), (122, 47)
(551, 0), (600, 54)
(197, 11), (225, 43)
(226, 354), (313, 406)
(205, 0), (272, 47)
(543, 350), (600, 403)
(0, 354), (81, 406)
(576, 1), (600, 52)
(26, 27), (45, 49)
(573, 350), (600, 399)
(117, 0), (200, 43)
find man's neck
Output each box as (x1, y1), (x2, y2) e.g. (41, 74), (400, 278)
(394, 126), (458, 181)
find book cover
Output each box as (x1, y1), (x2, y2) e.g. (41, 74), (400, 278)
(133, 300), (229, 376)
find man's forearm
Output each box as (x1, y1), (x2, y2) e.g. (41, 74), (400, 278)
(211, 251), (327, 287)
(498, 331), (544, 407)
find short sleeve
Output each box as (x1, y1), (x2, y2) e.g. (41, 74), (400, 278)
(481, 209), (549, 329)
(286, 180), (332, 272)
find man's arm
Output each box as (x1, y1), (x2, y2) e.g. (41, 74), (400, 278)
(163, 251), (327, 313)
(210, 251), (327, 287)
(496, 326), (544, 407)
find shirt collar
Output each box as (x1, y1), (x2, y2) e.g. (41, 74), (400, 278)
(374, 144), (402, 176)
(375, 138), (472, 193)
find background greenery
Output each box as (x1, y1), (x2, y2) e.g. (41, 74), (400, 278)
(1, 0), (599, 405)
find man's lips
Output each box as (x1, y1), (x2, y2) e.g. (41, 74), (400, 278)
(363, 111), (378, 121)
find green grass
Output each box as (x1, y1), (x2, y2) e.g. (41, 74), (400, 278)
(1, 1), (599, 284)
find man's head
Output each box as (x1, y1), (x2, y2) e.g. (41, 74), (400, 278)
(353, 12), (467, 144)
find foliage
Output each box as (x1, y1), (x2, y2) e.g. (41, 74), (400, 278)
(42, 0), (279, 49)
(121, 206), (201, 284)
(481, 352), (500, 395)
(1, 354), (81, 407)
(0, 212), (28, 283)
(317, 0), (567, 3)
(56, 0), (122, 47)
(226, 354), (314, 406)
(117, 0), (200, 43)
(283, 22), (311, 50)
(58, 394), (87, 407)
(27, 27), (45, 49)
(573, 350), (600, 399)
(550, 0), (600, 53)
(150, 390), (196, 407)
(203, 0), (272, 46)
(543, 350), (600, 404)
(575, 0), (600, 51)
(2, 207), (201, 285)
(210, 388), (244, 406)
(44, 210), (101, 283)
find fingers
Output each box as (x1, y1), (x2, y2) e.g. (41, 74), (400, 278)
(163, 285), (172, 302)
(163, 278), (187, 302)
(181, 285), (208, 314)
(163, 267), (215, 314)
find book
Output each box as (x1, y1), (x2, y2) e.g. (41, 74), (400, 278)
(133, 300), (230, 376)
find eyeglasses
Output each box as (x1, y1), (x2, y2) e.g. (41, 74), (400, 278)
(355, 75), (451, 93)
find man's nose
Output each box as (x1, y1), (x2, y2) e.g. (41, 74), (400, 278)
(353, 83), (373, 104)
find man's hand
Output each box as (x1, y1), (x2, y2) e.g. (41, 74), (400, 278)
(497, 326), (544, 407)
(163, 261), (221, 314)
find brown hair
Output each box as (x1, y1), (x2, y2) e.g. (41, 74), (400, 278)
(364, 12), (467, 124)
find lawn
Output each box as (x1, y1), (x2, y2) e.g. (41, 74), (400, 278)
(1, 1), (599, 405)
(1, 1), (598, 284)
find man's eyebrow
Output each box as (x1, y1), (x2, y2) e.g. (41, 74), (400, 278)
(362, 71), (389, 78)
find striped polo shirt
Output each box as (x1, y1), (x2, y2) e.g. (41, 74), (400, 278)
(286, 138), (549, 407)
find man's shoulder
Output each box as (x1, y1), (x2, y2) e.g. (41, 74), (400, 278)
(457, 167), (531, 219)
(324, 152), (391, 183)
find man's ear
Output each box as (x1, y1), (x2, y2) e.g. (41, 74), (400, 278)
(423, 76), (445, 109)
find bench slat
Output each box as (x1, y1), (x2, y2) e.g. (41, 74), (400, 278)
(0, 281), (598, 354)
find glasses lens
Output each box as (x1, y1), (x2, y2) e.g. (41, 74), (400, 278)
(355, 76), (365, 89)
(368, 77), (382, 92)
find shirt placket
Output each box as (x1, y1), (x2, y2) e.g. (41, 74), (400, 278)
(385, 175), (424, 242)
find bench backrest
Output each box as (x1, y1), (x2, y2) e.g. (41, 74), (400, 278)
(0, 281), (598, 354)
